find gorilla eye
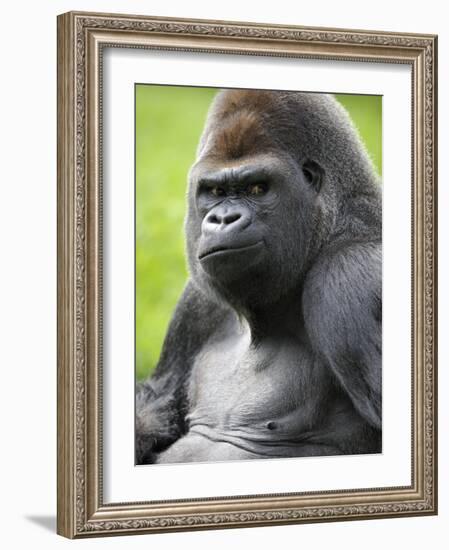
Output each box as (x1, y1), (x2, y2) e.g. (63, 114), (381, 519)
(247, 183), (268, 196)
(210, 186), (226, 197)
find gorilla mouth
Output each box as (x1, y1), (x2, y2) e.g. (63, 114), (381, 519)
(198, 241), (263, 260)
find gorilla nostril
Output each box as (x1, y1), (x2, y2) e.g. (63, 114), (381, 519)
(207, 213), (221, 225)
(223, 212), (241, 225)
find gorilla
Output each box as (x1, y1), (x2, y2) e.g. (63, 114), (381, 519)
(136, 89), (382, 464)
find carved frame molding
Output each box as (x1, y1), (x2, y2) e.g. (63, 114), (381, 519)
(57, 11), (437, 538)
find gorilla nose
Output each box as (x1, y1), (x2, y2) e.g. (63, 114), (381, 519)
(208, 211), (241, 225)
(202, 207), (250, 233)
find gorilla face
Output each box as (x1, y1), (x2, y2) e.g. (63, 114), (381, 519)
(185, 109), (324, 310)
(194, 155), (290, 277)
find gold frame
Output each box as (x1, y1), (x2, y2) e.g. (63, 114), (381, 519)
(57, 11), (438, 538)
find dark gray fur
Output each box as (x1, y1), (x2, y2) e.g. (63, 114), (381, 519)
(136, 90), (382, 464)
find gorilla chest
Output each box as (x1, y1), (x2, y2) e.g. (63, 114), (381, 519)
(186, 331), (317, 435)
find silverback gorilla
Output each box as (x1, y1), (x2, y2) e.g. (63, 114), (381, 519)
(136, 89), (382, 464)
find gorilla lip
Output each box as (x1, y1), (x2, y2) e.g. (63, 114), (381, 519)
(198, 241), (263, 260)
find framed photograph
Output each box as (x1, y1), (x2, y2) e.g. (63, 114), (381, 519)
(57, 11), (438, 538)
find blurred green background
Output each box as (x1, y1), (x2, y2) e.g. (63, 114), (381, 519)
(135, 85), (382, 381)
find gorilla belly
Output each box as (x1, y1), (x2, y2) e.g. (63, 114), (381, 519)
(156, 432), (261, 463)
(156, 325), (339, 464)
(156, 425), (341, 464)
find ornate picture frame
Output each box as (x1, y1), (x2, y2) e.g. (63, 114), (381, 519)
(57, 11), (438, 538)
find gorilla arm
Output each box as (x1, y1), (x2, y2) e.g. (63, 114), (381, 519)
(136, 281), (225, 464)
(302, 241), (382, 430)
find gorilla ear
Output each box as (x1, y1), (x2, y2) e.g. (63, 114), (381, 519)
(302, 159), (324, 192)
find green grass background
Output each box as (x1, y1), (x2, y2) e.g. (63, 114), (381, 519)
(135, 85), (382, 381)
